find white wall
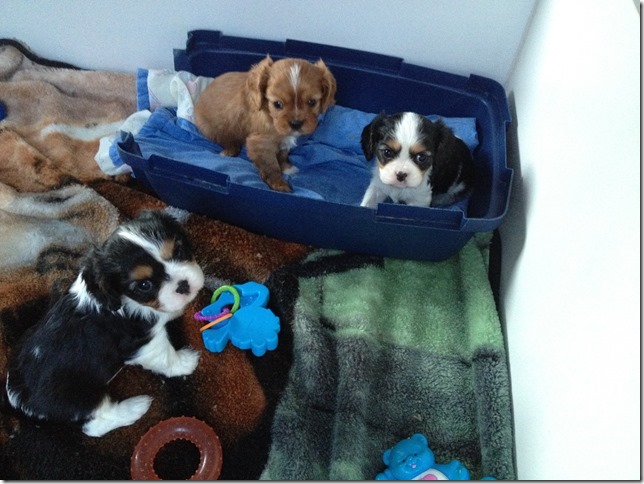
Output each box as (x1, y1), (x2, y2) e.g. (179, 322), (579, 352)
(0, 0), (534, 83)
(502, 0), (640, 479)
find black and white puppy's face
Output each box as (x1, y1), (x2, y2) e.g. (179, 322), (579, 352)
(73, 210), (204, 317)
(360, 112), (473, 208)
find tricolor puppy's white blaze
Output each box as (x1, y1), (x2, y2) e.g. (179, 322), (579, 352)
(378, 112), (426, 188)
(396, 112), (425, 147)
(116, 226), (164, 261)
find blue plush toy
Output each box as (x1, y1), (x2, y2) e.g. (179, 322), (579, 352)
(376, 434), (474, 480)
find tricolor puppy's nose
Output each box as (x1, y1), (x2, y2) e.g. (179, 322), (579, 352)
(289, 119), (304, 130)
(176, 280), (190, 295)
(396, 172), (408, 182)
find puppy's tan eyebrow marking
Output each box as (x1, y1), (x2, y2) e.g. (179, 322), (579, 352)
(386, 140), (402, 152)
(130, 264), (153, 280)
(410, 144), (428, 155)
(159, 239), (175, 261)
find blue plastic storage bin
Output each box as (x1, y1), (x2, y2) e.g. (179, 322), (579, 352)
(117, 30), (513, 261)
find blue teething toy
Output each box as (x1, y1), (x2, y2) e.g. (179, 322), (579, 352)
(195, 282), (280, 357)
(376, 433), (495, 480)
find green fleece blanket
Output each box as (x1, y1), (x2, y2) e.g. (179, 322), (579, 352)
(261, 234), (515, 480)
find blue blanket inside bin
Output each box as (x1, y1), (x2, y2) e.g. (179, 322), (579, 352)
(121, 105), (479, 207)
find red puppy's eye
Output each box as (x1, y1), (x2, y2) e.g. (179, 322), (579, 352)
(273, 101), (284, 110)
(307, 99), (317, 107)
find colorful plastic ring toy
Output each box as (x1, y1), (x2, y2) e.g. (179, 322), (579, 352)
(210, 285), (241, 313)
(199, 312), (233, 332)
(195, 307), (230, 323)
(130, 416), (223, 480)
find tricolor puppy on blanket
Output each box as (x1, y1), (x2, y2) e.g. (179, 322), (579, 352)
(360, 112), (474, 208)
(5, 210), (205, 437)
(194, 55), (337, 192)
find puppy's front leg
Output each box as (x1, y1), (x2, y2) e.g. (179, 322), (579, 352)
(127, 327), (200, 377)
(277, 149), (299, 176)
(246, 133), (292, 192)
(360, 181), (386, 208)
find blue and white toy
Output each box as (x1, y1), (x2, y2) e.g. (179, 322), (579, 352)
(195, 282), (280, 357)
(376, 433), (475, 480)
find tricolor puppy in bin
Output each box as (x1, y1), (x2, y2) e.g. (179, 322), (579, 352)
(5, 210), (205, 437)
(360, 112), (474, 208)
(195, 55), (337, 192)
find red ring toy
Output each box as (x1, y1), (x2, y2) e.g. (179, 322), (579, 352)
(131, 416), (223, 480)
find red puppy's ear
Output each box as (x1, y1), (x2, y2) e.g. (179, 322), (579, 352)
(314, 59), (337, 112)
(246, 55), (273, 111)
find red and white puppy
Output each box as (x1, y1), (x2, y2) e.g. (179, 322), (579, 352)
(360, 112), (474, 208)
(195, 55), (337, 192)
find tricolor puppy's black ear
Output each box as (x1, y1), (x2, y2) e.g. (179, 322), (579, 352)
(80, 248), (122, 312)
(361, 112), (387, 161)
(134, 209), (185, 234)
